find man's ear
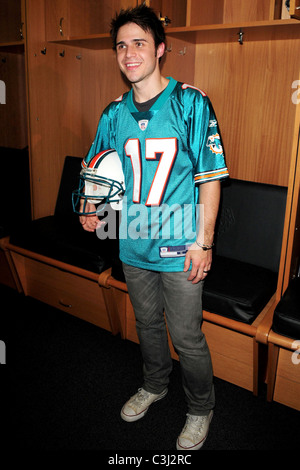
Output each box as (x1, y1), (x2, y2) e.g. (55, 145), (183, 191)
(157, 42), (165, 59)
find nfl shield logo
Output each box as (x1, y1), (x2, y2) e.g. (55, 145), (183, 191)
(138, 119), (149, 131)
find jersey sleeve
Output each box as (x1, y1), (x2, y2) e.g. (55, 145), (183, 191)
(82, 92), (127, 168)
(188, 93), (229, 184)
(82, 111), (112, 169)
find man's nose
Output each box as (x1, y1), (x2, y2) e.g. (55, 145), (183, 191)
(125, 45), (137, 57)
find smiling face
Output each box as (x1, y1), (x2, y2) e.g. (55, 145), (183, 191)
(115, 22), (165, 88)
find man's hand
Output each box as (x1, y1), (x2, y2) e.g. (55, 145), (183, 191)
(79, 201), (103, 232)
(184, 243), (212, 284)
(183, 180), (220, 283)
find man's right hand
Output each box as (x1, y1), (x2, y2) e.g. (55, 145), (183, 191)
(79, 201), (102, 232)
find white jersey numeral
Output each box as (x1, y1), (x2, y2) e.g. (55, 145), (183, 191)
(125, 138), (141, 203)
(125, 138), (177, 206)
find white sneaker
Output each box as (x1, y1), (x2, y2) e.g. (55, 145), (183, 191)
(121, 387), (168, 422)
(176, 410), (213, 450)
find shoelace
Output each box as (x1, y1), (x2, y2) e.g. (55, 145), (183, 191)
(181, 415), (206, 440)
(129, 388), (151, 408)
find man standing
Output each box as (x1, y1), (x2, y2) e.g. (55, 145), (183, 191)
(79, 5), (228, 450)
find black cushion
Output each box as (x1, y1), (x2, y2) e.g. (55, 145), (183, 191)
(10, 215), (118, 274)
(200, 179), (287, 323)
(9, 156), (121, 276)
(214, 179), (287, 272)
(272, 278), (300, 339)
(0, 147), (31, 238)
(203, 256), (278, 323)
(55, 156), (83, 218)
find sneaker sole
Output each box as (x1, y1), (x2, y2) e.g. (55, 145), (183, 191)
(176, 410), (213, 451)
(120, 389), (168, 423)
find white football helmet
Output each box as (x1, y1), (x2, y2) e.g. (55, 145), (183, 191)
(72, 149), (125, 214)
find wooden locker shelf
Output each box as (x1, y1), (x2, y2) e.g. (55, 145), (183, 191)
(45, 19), (300, 50)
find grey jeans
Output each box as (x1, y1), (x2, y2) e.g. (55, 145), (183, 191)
(122, 263), (215, 416)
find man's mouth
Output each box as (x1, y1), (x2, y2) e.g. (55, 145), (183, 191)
(125, 62), (141, 69)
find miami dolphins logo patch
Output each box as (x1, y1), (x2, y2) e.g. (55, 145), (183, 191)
(206, 133), (223, 155)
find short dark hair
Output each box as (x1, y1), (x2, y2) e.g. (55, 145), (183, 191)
(110, 4), (166, 51)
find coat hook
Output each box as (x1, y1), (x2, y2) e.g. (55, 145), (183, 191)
(76, 54), (82, 60)
(41, 47), (46, 55)
(20, 22), (24, 40)
(238, 29), (244, 45)
(178, 46), (186, 56)
(166, 43), (172, 53)
(159, 12), (171, 26)
(160, 15), (171, 26)
(59, 18), (64, 36)
(59, 50), (65, 57)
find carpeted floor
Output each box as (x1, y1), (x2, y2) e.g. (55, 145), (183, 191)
(1, 283), (299, 453)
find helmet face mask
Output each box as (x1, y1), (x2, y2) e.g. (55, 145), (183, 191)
(72, 149), (125, 214)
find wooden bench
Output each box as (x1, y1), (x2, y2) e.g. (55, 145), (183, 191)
(266, 277), (300, 411)
(0, 156), (122, 334)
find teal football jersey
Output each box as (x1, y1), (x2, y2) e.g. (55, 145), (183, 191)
(84, 77), (229, 271)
